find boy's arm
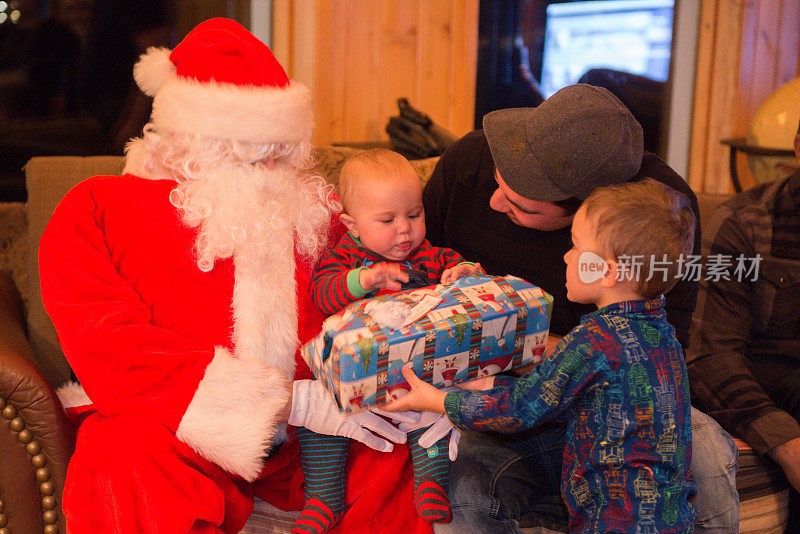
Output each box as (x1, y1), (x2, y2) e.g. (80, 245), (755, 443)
(430, 243), (484, 282)
(311, 246), (368, 315)
(388, 329), (602, 434)
(312, 247), (411, 314)
(431, 243), (475, 271)
(448, 329), (602, 433)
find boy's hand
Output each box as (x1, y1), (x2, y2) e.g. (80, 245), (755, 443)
(440, 262), (483, 284)
(457, 375), (496, 391)
(382, 365), (447, 414)
(360, 263), (410, 292)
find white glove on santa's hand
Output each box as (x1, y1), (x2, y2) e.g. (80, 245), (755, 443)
(288, 380), (407, 452)
(398, 411), (461, 461)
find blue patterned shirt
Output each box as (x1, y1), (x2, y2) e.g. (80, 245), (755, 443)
(444, 298), (696, 533)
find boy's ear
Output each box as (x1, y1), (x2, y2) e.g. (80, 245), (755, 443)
(599, 259), (620, 288)
(339, 213), (359, 236)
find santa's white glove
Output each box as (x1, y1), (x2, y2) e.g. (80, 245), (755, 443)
(288, 380), (407, 452)
(399, 411), (461, 461)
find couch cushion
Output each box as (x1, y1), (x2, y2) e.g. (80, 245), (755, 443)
(735, 438), (790, 533)
(696, 191), (733, 230)
(0, 201), (27, 305)
(311, 146), (439, 190)
(24, 156), (125, 387)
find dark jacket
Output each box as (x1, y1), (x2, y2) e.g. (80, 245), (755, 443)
(687, 171), (800, 454)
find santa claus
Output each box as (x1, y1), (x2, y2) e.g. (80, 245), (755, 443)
(40, 18), (433, 534)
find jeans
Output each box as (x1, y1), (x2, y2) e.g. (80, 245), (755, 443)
(434, 407), (739, 534)
(689, 408), (740, 533)
(434, 421), (568, 534)
(767, 368), (800, 534)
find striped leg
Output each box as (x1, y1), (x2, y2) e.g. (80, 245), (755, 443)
(408, 426), (452, 523)
(292, 427), (348, 534)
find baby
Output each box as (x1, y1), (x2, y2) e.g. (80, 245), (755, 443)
(293, 149), (481, 534)
(311, 148), (480, 313)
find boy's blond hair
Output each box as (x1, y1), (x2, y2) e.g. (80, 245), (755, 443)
(338, 149), (421, 212)
(581, 178), (696, 300)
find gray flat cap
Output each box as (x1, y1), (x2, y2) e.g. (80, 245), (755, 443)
(483, 84), (644, 202)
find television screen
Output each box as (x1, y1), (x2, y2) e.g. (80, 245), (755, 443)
(540, 0), (674, 98)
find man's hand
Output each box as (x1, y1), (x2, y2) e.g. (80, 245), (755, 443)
(359, 263), (409, 292)
(382, 365), (447, 414)
(288, 380), (407, 452)
(441, 262), (483, 283)
(769, 437), (800, 493)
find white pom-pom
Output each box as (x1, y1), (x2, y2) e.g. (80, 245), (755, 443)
(133, 46), (175, 96)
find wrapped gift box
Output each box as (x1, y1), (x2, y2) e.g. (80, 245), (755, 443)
(301, 275), (553, 413)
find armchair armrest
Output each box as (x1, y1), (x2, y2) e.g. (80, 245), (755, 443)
(0, 271), (74, 533)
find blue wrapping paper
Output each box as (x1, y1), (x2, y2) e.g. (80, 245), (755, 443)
(301, 274), (553, 413)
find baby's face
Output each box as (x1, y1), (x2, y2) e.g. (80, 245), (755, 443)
(347, 171), (426, 261)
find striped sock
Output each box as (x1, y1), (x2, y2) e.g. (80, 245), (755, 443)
(292, 427), (348, 534)
(408, 426), (452, 523)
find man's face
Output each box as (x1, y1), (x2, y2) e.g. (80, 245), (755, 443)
(489, 170), (575, 231)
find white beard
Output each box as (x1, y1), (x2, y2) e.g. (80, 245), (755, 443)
(169, 160), (333, 375)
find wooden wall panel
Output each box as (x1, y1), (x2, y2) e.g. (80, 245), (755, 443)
(273, 0), (478, 146)
(272, 0), (797, 188)
(688, 1), (746, 194)
(689, 0), (800, 194)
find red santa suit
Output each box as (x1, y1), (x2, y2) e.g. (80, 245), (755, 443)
(39, 18), (431, 534)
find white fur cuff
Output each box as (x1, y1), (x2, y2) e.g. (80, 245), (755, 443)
(56, 381), (92, 410)
(177, 347), (291, 481)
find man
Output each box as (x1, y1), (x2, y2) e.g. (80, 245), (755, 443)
(40, 19), (429, 533)
(423, 84), (740, 532)
(687, 119), (800, 532)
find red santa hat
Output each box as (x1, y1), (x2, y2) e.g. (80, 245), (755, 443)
(133, 18), (312, 144)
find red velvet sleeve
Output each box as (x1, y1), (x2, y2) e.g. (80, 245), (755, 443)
(39, 178), (211, 432)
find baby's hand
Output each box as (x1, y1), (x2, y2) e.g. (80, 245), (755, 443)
(441, 262), (483, 283)
(360, 262), (410, 292)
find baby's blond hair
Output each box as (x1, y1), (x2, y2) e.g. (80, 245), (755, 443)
(581, 178), (696, 300)
(338, 149), (421, 213)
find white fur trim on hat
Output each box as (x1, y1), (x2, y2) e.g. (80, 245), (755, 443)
(176, 347), (291, 481)
(149, 75), (312, 144)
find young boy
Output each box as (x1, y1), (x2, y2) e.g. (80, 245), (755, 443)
(386, 178), (698, 533)
(294, 149), (482, 534)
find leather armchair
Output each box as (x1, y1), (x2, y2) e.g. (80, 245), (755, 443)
(0, 155), (126, 534)
(0, 271), (74, 534)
